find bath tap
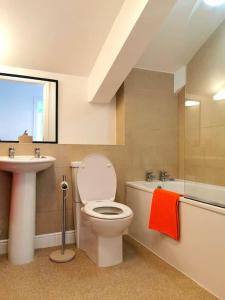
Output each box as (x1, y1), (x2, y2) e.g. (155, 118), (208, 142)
(34, 147), (41, 158)
(159, 170), (169, 182)
(8, 147), (15, 158)
(145, 171), (156, 182)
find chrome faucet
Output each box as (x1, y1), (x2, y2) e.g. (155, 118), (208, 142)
(34, 147), (41, 158)
(159, 170), (169, 182)
(145, 171), (156, 182)
(8, 147), (15, 158)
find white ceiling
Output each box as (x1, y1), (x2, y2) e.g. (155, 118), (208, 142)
(2, 0), (224, 80)
(137, 0), (225, 73)
(0, 0), (125, 76)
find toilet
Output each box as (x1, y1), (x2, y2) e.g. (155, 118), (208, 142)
(71, 154), (133, 267)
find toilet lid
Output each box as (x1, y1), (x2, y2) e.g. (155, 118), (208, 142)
(77, 154), (117, 204)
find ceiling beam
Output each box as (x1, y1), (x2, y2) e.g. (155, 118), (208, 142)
(88, 0), (177, 103)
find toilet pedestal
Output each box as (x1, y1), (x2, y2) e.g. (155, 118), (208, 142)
(79, 212), (123, 267)
(97, 236), (122, 267)
(80, 215), (123, 267)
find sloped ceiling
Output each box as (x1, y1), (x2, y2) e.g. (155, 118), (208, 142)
(0, 0), (178, 103)
(137, 0), (225, 73)
(0, 0), (125, 76)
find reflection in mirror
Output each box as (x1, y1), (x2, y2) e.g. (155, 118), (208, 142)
(0, 74), (58, 143)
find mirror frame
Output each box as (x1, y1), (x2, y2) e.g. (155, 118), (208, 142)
(0, 72), (58, 144)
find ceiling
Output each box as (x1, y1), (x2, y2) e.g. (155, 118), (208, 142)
(0, 0), (125, 76)
(1, 0), (224, 81)
(137, 0), (225, 73)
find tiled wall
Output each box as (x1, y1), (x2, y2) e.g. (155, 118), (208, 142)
(185, 19), (225, 186)
(0, 69), (178, 239)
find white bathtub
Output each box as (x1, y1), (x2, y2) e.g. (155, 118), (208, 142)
(126, 180), (225, 299)
(127, 180), (225, 208)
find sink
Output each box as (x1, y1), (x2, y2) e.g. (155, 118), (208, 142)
(0, 155), (56, 264)
(0, 155), (55, 173)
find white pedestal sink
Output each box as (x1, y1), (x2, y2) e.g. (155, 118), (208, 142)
(0, 155), (56, 264)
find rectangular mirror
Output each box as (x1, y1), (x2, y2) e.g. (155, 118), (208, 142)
(0, 73), (58, 143)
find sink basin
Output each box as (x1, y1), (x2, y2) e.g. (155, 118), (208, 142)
(0, 155), (56, 264)
(0, 155), (55, 173)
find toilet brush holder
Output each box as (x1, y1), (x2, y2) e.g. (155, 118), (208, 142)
(49, 175), (76, 263)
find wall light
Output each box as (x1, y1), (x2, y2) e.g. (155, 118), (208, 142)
(185, 100), (200, 107)
(204, 0), (225, 7)
(213, 89), (225, 101)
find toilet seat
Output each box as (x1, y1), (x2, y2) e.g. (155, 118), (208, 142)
(82, 200), (133, 220)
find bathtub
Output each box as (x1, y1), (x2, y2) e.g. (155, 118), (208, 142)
(126, 180), (225, 299)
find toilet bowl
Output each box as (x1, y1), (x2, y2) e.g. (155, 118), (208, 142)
(71, 154), (133, 267)
(82, 201), (133, 237)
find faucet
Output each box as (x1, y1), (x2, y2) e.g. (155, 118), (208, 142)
(145, 171), (156, 182)
(159, 170), (169, 182)
(8, 147), (15, 158)
(34, 147), (41, 158)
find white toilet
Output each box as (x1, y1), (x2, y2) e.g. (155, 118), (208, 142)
(71, 154), (133, 267)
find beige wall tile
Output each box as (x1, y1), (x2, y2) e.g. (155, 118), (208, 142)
(36, 209), (74, 235)
(0, 68), (178, 238)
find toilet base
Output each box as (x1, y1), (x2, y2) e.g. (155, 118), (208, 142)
(97, 235), (123, 267)
(79, 213), (123, 267)
(82, 235), (123, 267)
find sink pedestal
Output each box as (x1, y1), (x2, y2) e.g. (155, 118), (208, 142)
(9, 172), (36, 264)
(0, 155), (56, 265)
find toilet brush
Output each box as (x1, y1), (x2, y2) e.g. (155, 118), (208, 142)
(49, 175), (76, 263)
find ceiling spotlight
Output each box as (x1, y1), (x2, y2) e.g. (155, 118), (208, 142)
(185, 100), (200, 107)
(204, 0), (225, 7)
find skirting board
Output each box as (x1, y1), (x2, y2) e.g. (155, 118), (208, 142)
(0, 230), (75, 255)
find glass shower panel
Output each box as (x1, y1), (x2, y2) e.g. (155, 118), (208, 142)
(183, 14), (225, 208)
(184, 94), (225, 208)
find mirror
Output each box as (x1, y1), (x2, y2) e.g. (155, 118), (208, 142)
(0, 73), (58, 143)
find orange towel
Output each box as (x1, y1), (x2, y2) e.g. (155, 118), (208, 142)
(149, 188), (180, 240)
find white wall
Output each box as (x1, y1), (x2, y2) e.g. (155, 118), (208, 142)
(0, 65), (116, 144)
(174, 65), (186, 93)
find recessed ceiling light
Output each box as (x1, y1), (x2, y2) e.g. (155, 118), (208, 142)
(185, 100), (200, 107)
(204, 0), (225, 7)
